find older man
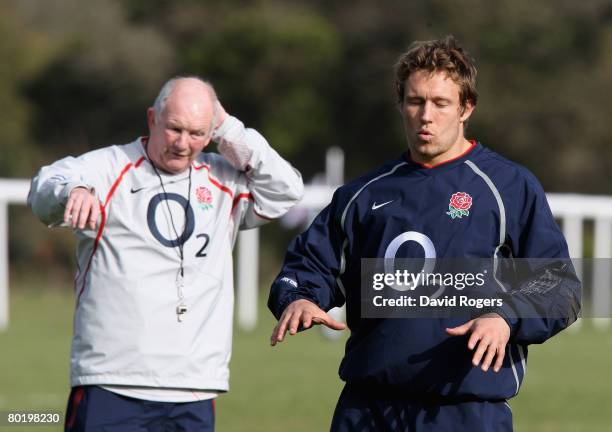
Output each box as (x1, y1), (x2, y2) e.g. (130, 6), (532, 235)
(268, 37), (580, 431)
(29, 76), (303, 431)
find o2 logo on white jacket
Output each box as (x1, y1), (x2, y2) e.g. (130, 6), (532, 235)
(383, 231), (436, 291)
(146, 193), (210, 257)
(147, 193), (195, 247)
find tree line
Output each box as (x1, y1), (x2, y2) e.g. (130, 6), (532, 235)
(2, 0), (610, 277)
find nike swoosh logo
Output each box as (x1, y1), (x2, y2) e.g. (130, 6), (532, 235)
(372, 200), (394, 210)
(130, 187), (146, 193)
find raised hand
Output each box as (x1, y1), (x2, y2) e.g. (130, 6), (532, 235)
(270, 299), (346, 346)
(64, 187), (100, 230)
(446, 313), (511, 373)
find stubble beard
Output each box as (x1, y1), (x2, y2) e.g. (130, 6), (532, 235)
(408, 137), (450, 164)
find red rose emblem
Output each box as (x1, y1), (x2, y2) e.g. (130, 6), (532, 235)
(450, 192), (472, 210)
(447, 192), (472, 219)
(196, 186), (213, 205)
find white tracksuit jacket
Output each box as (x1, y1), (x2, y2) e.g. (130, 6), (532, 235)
(28, 116), (303, 392)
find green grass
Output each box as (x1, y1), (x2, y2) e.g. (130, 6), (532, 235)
(1, 287), (611, 431)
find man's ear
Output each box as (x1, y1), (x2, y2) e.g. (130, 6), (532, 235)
(460, 100), (475, 123)
(147, 107), (156, 129)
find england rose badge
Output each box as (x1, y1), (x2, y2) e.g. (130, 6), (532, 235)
(447, 192), (472, 219)
(196, 186), (214, 210)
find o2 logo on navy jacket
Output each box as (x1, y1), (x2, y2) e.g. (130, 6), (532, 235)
(383, 231), (437, 292)
(146, 193), (210, 257)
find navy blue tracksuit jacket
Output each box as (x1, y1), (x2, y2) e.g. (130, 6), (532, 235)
(269, 142), (581, 401)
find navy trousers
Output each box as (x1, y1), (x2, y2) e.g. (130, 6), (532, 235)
(64, 386), (215, 432)
(330, 384), (513, 432)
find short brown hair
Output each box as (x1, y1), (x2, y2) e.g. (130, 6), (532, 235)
(394, 36), (478, 108)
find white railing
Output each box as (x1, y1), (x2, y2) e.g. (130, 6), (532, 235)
(548, 194), (612, 330)
(0, 180), (31, 331)
(1, 182), (611, 331)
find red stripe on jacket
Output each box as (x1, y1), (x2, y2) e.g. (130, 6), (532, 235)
(76, 156), (145, 303)
(192, 162), (234, 198)
(194, 162), (275, 220)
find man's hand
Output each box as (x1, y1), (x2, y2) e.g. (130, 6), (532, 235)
(445, 313), (511, 373)
(214, 100), (227, 130)
(270, 299), (346, 346)
(214, 100), (253, 171)
(64, 187), (100, 230)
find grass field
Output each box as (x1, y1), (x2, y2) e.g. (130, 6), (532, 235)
(1, 286), (611, 431)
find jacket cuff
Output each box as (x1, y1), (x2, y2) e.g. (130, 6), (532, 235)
(61, 182), (93, 204)
(493, 302), (519, 338)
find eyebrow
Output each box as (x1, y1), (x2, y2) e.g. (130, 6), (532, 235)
(405, 95), (453, 103)
(166, 121), (208, 134)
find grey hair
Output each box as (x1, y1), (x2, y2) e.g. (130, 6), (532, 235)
(152, 76), (220, 135)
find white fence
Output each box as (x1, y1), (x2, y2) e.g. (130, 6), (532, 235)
(1, 181), (611, 331)
(0, 180), (31, 332)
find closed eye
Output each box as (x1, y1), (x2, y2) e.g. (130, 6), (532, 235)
(433, 98), (451, 107)
(405, 98), (424, 106)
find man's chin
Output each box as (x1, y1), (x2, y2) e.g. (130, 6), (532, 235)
(408, 142), (447, 165)
(411, 141), (439, 156)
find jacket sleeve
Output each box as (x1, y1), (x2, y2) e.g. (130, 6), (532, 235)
(27, 150), (108, 227)
(212, 115), (304, 230)
(268, 191), (347, 320)
(496, 172), (582, 344)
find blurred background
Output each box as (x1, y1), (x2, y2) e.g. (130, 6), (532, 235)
(0, 0), (611, 430)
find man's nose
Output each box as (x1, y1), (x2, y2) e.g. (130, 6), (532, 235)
(174, 131), (189, 149)
(420, 101), (433, 122)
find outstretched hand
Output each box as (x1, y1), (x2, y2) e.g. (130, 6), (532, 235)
(446, 313), (511, 373)
(64, 187), (100, 230)
(270, 299), (346, 346)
